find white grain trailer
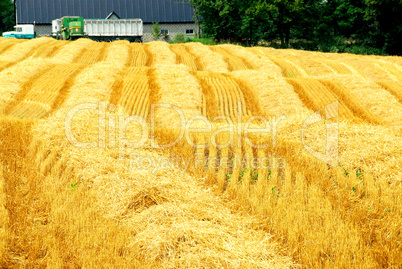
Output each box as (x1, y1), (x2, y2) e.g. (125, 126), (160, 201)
(85, 19), (143, 42)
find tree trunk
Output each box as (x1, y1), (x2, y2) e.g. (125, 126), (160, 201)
(279, 7), (284, 47)
(285, 25), (290, 46)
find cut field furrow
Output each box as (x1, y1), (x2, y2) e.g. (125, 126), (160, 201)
(34, 42), (67, 59)
(196, 72), (252, 121)
(112, 67), (150, 119)
(2, 64), (55, 115)
(0, 39), (25, 55)
(129, 43), (148, 67)
(377, 81), (402, 103)
(268, 56), (308, 78)
(5, 64), (84, 118)
(1, 38), (402, 269)
(210, 46), (250, 71)
(74, 43), (107, 65)
(0, 61), (16, 72)
(320, 60), (353, 75)
(374, 60), (402, 81)
(287, 78), (356, 120)
(170, 44), (199, 71)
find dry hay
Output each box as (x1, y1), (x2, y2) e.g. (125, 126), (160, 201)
(262, 53), (308, 78)
(373, 59), (402, 81)
(196, 71), (253, 121)
(377, 81), (402, 103)
(129, 43), (148, 67)
(232, 70), (310, 117)
(169, 44), (200, 72)
(0, 38), (26, 55)
(0, 37), (52, 62)
(0, 39), (401, 269)
(113, 67), (151, 118)
(0, 59), (54, 112)
(152, 64), (203, 131)
(147, 41), (176, 66)
(185, 42), (229, 73)
(31, 39), (66, 59)
(326, 75), (402, 125)
(6, 63), (84, 119)
(0, 61), (15, 73)
(20, 116), (295, 268)
(74, 41), (108, 65)
(104, 40), (130, 67)
(51, 38), (94, 64)
(286, 78), (357, 120)
(210, 45), (253, 71)
(0, 160), (7, 266)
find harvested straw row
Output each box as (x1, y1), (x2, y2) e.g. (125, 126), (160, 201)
(74, 42), (108, 65)
(0, 116), (35, 268)
(0, 162), (7, 267)
(151, 57), (203, 124)
(0, 59), (54, 112)
(230, 74), (265, 117)
(279, 55), (335, 77)
(320, 59), (353, 75)
(383, 55), (402, 68)
(31, 39), (66, 59)
(51, 38), (93, 64)
(326, 75), (402, 125)
(332, 55), (394, 81)
(196, 72), (251, 121)
(286, 78), (356, 120)
(117, 67), (150, 119)
(268, 56), (309, 78)
(185, 42), (229, 73)
(210, 45), (251, 71)
(32, 61), (125, 150)
(232, 70), (310, 117)
(21, 134), (295, 268)
(129, 43), (148, 67)
(0, 37), (52, 62)
(320, 80), (385, 124)
(6, 63), (84, 119)
(146, 41), (176, 66)
(377, 81), (402, 103)
(374, 60), (402, 81)
(0, 38), (25, 55)
(237, 121), (402, 267)
(169, 44), (200, 72)
(0, 61), (15, 73)
(103, 40), (130, 68)
(220, 45), (286, 72)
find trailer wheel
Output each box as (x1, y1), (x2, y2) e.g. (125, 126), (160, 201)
(106, 39), (112, 42)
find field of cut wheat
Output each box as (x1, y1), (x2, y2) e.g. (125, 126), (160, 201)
(0, 37), (401, 268)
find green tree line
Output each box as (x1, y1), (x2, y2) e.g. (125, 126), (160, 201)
(0, 0), (14, 35)
(189, 0), (402, 55)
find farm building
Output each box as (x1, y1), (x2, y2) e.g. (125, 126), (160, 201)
(15, 0), (198, 42)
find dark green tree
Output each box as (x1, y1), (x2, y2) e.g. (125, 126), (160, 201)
(189, 0), (402, 54)
(0, 0), (15, 34)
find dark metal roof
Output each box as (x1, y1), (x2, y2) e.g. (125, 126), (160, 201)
(16, 0), (194, 24)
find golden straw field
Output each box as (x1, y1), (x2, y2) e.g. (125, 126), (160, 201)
(0, 37), (401, 268)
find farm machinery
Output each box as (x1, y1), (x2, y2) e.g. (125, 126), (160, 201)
(52, 16), (143, 42)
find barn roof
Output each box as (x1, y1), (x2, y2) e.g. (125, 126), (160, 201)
(16, 0), (194, 24)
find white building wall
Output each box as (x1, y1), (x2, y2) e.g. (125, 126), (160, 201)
(142, 23), (198, 42)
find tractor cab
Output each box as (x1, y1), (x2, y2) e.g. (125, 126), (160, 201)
(60, 16), (84, 40)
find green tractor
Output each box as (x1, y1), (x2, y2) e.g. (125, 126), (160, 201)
(58, 16), (85, 40)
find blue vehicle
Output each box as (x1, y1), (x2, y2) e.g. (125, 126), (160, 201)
(2, 25), (35, 39)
